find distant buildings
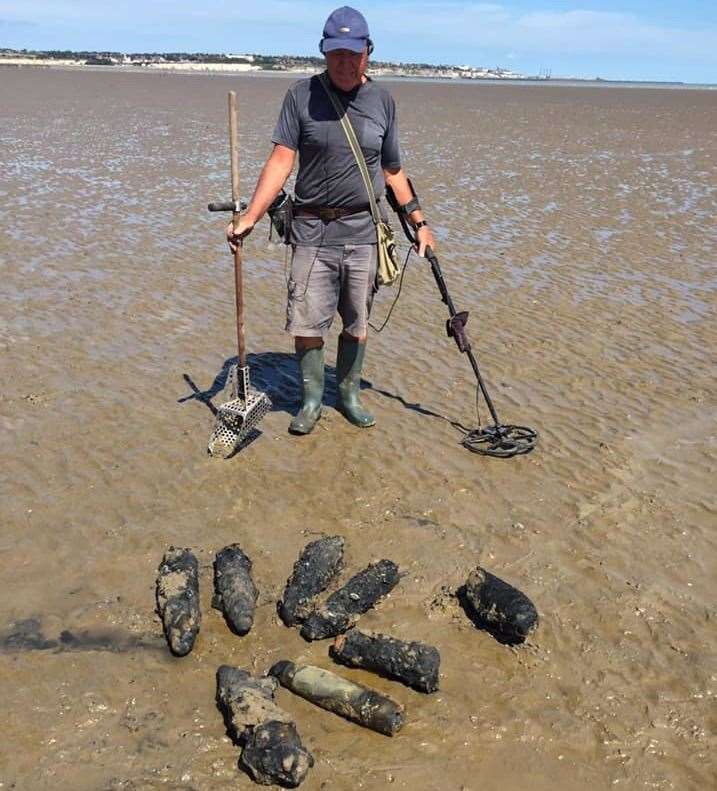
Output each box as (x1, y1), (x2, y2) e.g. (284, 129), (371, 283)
(0, 48), (530, 80)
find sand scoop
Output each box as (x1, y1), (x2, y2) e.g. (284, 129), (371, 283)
(207, 91), (271, 457)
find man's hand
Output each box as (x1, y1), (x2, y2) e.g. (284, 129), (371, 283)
(415, 224), (435, 258)
(223, 143), (295, 253)
(226, 216), (255, 253)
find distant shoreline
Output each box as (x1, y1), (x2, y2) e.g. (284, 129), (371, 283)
(1, 58), (713, 90)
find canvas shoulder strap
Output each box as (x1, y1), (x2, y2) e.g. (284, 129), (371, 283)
(318, 72), (381, 226)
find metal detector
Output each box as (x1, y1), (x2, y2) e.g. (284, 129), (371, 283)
(387, 184), (538, 458)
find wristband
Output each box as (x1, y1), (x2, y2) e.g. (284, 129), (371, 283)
(413, 220), (428, 231)
(401, 197), (421, 215)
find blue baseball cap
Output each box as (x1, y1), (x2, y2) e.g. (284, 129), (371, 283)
(321, 6), (371, 54)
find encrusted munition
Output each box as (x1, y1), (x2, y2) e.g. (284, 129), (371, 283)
(213, 544), (258, 635)
(241, 720), (314, 788)
(269, 660), (405, 736)
(330, 629), (440, 693)
(278, 536), (345, 627)
(463, 566), (538, 644)
(216, 665), (313, 787)
(155, 547), (201, 657)
(300, 559), (400, 641)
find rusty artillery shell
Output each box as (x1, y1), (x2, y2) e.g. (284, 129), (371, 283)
(216, 665), (314, 788)
(463, 566), (538, 644)
(213, 544), (258, 635)
(300, 559), (400, 641)
(278, 536), (345, 627)
(155, 547), (201, 656)
(269, 660), (405, 736)
(241, 720), (314, 788)
(330, 629), (440, 693)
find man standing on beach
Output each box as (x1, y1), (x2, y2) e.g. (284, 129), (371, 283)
(227, 5), (434, 435)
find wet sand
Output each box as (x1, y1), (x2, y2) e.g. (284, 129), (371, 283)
(1, 68), (715, 790)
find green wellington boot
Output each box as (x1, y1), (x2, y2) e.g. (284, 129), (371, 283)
(336, 336), (375, 428)
(289, 346), (325, 435)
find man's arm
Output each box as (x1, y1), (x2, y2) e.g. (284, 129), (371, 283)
(383, 167), (435, 257)
(227, 144), (296, 250)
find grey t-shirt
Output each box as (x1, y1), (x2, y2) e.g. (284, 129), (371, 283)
(272, 73), (401, 246)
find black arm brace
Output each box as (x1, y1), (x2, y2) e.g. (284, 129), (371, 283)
(386, 177), (421, 217)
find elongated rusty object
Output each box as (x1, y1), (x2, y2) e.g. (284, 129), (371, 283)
(216, 665), (314, 787)
(155, 547), (201, 657)
(213, 544), (258, 635)
(217, 666), (290, 733)
(278, 536), (345, 627)
(463, 566), (538, 644)
(269, 660), (405, 736)
(300, 559), (399, 641)
(330, 629), (440, 693)
(242, 720), (313, 788)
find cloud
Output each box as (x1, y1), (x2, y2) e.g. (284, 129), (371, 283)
(233, 1), (717, 70)
(0, 17), (36, 29)
(514, 9), (715, 56)
(1, 1), (715, 77)
(374, 3), (717, 62)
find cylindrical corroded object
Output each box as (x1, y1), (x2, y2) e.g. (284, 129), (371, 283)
(216, 665), (314, 787)
(300, 559), (400, 641)
(278, 536), (345, 627)
(463, 566), (538, 644)
(241, 720), (314, 788)
(330, 629), (440, 693)
(155, 547), (201, 657)
(269, 660), (405, 736)
(213, 544), (258, 635)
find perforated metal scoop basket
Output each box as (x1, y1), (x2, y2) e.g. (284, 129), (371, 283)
(207, 91), (271, 457)
(208, 365), (272, 457)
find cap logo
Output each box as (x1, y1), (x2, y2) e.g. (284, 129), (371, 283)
(339, 26), (350, 33)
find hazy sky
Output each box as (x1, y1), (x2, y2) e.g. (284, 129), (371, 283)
(1, 1), (716, 82)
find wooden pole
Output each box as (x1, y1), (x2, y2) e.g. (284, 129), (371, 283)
(228, 91), (246, 368)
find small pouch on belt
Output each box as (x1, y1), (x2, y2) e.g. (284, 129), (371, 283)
(267, 189), (293, 244)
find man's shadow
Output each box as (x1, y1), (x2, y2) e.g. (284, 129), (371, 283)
(180, 352), (333, 417)
(179, 351), (468, 430)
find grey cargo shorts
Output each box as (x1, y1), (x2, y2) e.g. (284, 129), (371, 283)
(285, 244), (378, 338)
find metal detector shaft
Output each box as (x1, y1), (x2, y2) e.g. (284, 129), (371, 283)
(424, 245), (501, 428)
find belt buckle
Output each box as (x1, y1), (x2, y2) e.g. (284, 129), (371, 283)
(319, 207), (338, 221)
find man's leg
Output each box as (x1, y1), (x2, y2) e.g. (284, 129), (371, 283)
(335, 332), (375, 427)
(336, 245), (376, 427)
(289, 335), (325, 435)
(285, 246), (340, 435)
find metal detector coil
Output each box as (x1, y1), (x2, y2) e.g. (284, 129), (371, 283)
(462, 424), (538, 458)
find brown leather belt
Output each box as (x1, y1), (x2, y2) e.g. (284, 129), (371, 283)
(295, 204), (371, 221)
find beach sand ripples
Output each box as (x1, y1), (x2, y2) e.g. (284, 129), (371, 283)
(1, 69), (715, 790)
